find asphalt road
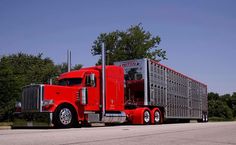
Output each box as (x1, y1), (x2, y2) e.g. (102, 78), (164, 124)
(0, 122), (236, 145)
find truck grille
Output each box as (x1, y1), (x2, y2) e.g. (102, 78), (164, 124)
(21, 85), (44, 112)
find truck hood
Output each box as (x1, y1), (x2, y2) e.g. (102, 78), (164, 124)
(43, 84), (81, 104)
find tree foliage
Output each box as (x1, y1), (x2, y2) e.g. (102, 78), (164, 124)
(208, 92), (236, 120)
(0, 53), (83, 121)
(55, 63), (83, 74)
(55, 62), (68, 74)
(0, 53), (56, 121)
(91, 24), (167, 65)
(72, 64), (83, 71)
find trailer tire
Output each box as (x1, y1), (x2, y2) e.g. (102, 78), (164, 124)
(203, 114), (206, 122)
(198, 113), (207, 123)
(143, 110), (151, 125)
(53, 104), (77, 128)
(205, 114), (208, 122)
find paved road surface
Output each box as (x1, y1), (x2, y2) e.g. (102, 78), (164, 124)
(0, 122), (236, 145)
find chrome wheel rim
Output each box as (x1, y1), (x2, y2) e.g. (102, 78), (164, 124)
(154, 111), (160, 123)
(144, 111), (150, 123)
(59, 108), (72, 125)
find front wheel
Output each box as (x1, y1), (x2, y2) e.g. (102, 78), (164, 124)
(53, 105), (76, 128)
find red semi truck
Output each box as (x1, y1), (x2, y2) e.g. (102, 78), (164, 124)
(13, 48), (208, 128)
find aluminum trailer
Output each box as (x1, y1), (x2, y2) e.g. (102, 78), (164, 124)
(115, 59), (208, 122)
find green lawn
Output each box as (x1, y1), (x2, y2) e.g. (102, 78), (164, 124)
(0, 122), (12, 126)
(209, 117), (236, 122)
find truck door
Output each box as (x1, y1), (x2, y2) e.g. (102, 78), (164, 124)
(84, 73), (100, 111)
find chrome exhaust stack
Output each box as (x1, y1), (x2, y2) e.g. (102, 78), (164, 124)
(102, 43), (106, 118)
(100, 43), (126, 123)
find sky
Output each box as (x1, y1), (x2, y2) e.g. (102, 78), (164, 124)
(0, 0), (235, 95)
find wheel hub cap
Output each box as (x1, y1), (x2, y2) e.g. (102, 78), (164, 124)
(59, 108), (72, 125)
(144, 111), (150, 123)
(154, 111), (160, 123)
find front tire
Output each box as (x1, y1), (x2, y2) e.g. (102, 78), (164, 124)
(53, 105), (76, 128)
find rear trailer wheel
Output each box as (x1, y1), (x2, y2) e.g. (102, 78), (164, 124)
(143, 110), (151, 125)
(205, 114), (208, 122)
(53, 105), (76, 128)
(203, 114), (206, 122)
(154, 110), (161, 124)
(197, 113), (207, 123)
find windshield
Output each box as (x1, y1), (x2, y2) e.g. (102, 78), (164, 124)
(58, 78), (82, 86)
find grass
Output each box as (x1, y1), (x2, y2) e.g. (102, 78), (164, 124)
(0, 122), (13, 126)
(208, 117), (235, 122)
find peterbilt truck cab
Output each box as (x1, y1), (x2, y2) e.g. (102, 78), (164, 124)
(13, 66), (126, 128)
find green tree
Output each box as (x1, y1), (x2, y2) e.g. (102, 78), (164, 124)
(72, 64), (83, 70)
(208, 99), (233, 120)
(0, 53), (57, 121)
(208, 92), (220, 101)
(222, 92), (236, 118)
(91, 24), (167, 65)
(221, 94), (233, 110)
(55, 62), (68, 74)
(208, 92), (235, 120)
(232, 92), (236, 117)
(55, 63), (83, 74)
(0, 67), (21, 121)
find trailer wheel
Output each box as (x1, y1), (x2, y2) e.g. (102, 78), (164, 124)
(53, 105), (76, 128)
(143, 110), (151, 125)
(203, 114), (208, 122)
(153, 110), (162, 124)
(205, 114), (208, 122)
(198, 113), (207, 123)
(203, 114), (206, 122)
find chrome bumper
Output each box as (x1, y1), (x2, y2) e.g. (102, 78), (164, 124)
(12, 112), (53, 128)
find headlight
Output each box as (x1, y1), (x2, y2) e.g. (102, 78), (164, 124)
(42, 100), (54, 107)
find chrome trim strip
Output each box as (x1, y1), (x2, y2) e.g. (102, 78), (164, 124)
(102, 43), (106, 117)
(144, 58), (148, 105)
(39, 84), (44, 112)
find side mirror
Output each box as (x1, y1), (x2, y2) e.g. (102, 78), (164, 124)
(86, 73), (95, 87)
(80, 87), (87, 105)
